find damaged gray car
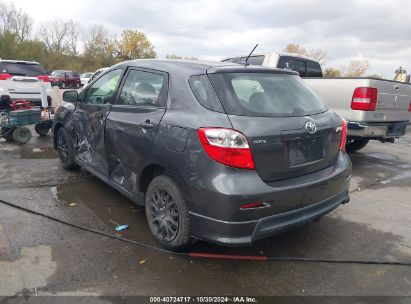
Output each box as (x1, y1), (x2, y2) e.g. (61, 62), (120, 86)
(53, 60), (351, 250)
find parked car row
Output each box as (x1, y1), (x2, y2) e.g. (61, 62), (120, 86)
(49, 68), (110, 89)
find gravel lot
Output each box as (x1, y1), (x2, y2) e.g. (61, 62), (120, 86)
(0, 105), (410, 299)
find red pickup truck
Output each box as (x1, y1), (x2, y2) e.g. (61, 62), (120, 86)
(49, 70), (81, 89)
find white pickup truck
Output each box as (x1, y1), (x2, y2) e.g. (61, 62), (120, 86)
(0, 60), (52, 109)
(222, 52), (411, 152)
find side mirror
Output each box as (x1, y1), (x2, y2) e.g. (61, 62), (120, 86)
(62, 90), (78, 103)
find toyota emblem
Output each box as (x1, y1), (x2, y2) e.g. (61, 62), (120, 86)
(305, 121), (317, 134)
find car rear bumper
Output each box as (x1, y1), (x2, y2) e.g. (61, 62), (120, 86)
(347, 121), (411, 138)
(186, 152), (351, 245)
(189, 189), (349, 245)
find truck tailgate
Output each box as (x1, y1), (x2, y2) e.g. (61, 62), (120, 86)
(305, 78), (411, 123)
(372, 79), (411, 110)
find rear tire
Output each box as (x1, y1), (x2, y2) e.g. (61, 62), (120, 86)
(35, 123), (50, 136)
(12, 127), (32, 144)
(145, 175), (190, 251)
(56, 127), (79, 170)
(346, 138), (369, 153)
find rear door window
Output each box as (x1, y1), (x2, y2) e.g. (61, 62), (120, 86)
(117, 69), (167, 107)
(222, 57), (241, 63)
(208, 72), (327, 117)
(239, 55), (265, 65)
(295, 60), (307, 77)
(277, 56), (296, 71)
(306, 60), (323, 77)
(0, 62), (47, 76)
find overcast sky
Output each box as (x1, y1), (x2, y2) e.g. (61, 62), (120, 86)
(11, 0), (411, 77)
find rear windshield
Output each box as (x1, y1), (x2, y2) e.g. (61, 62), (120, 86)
(208, 72), (328, 117)
(0, 62), (47, 76)
(51, 70), (65, 76)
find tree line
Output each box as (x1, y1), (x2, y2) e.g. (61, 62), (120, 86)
(0, 1), (156, 73)
(1, 1), (376, 76)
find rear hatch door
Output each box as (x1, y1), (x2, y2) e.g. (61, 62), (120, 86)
(208, 69), (342, 182)
(228, 113), (341, 181)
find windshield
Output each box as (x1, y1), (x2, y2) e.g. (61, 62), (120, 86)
(51, 70), (65, 77)
(0, 62), (47, 76)
(208, 72), (328, 117)
(81, 73), (93, 78)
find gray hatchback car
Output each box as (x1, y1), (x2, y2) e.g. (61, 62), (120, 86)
(53, 59), (351, 250)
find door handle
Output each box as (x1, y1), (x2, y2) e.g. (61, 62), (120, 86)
(140, 120), (154, 129)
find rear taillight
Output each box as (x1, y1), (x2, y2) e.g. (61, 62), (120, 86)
(197, 128), (255, 170)
(408, 102), (411, 112)
(339, 117), (347, 151)
(0, 73), (12, 80)
(351, 87), (378, 111)
(37, 75), (50, 82)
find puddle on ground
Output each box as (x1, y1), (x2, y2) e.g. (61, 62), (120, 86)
(365, 152), (398, 161)
(20, 147), (57, 159)
(49, 177), (410, 262)
(0, 143), (57, 159)
(350, 151), (411, 191)
(54, 178), (155, 245)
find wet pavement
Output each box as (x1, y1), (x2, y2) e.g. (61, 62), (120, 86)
(0, 130), (410, 298)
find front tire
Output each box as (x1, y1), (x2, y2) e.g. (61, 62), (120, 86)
(346, 138), (369, 153)
(145, 175), (190, 251)
(56, 127), (79, 170)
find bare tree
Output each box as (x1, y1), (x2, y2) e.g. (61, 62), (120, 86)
(66, 20), (80, 55)
(343, 60), (370, 77)
(283, 43), (328, 66)
(0, 1), (15, 33)
(166, 54), (183, 59)
(38, 20), (79, 54)
(166, 54), (198, 60)
(306, 49), (328, 66)
(0, 1), (33, 41)
(324, 67), (342, 77)
(83, 24), (111, 56)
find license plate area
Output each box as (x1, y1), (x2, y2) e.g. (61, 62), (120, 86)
(287, 137), (325, 167)
(387, 122), (406, 137)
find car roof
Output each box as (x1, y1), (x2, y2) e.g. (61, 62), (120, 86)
(113, 59), (297, 76)
(0, 59), (40, 64)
